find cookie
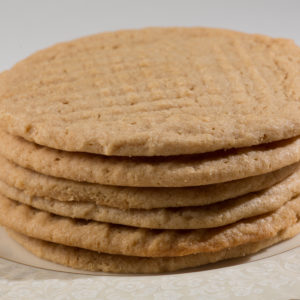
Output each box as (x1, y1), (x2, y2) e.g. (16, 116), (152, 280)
(0, 28), (300, 156)
(0, 155), (296, 209)
(1, 132), (300, 187)
(0, 194), (299, 257)
(7, 221), (300, 273)
(2, 166), (300, 229)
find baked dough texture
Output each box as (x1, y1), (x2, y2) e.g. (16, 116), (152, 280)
(0, 155), (296, 209)
(1, 166), (299, 229)
(1, 131), (300, 187)
(1, 27), (300, 274)
(8, 221), (300, 274)
(0, 194), (299, 257)
(0, 28), (300, 156)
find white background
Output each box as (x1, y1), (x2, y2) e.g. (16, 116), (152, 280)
(0, 0), (299, 72)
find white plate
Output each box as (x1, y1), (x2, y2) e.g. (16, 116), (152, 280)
(0, 226), (300, 299)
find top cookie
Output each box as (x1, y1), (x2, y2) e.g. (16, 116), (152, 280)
(0, 27), (300, 156)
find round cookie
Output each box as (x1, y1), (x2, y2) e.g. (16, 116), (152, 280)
(2, 166), (300, 229)
(8, 222), (300, 274)
(0, 155), (297, 209)
(1, 131), (300, 187)
(1, 28), (300, 156)
(0, 195), (299, 257)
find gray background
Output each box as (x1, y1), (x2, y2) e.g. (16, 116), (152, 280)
(0, 0), (299, 72)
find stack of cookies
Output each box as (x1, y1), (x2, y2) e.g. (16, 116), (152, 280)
(0, 28), (299, 274)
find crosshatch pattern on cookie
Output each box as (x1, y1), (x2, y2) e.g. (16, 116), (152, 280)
(0, 28), (299, 156)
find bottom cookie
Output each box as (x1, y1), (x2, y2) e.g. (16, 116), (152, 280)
(7, 222), (300, 274)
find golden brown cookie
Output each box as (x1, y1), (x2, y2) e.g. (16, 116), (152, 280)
(7, 221), (300, 274)
(1, 28), (300, 156)
(0, 155), (296, 209)
(0, 194), (299, 257)
(1, 166), (300, 229)
(1, 132), (300, 187)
